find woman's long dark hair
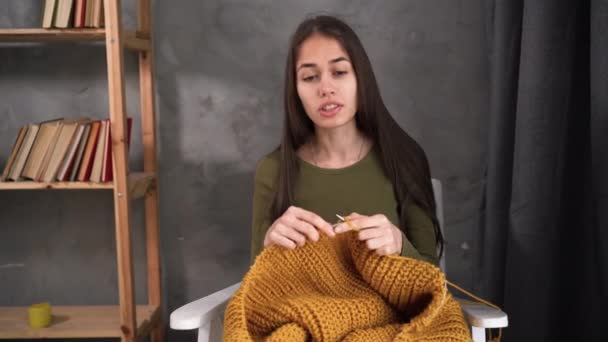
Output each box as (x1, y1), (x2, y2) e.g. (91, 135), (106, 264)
(271, 15), (444, 258)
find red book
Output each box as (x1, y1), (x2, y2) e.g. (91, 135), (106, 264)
(73, 0), (87, 27)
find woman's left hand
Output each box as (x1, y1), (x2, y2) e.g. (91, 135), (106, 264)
(334, 212), (403, 256)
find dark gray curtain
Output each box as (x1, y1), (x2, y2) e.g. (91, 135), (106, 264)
(477, 0), (607, 340)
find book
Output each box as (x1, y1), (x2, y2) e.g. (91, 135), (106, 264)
(73, 0), (87, 28)
(40, 119), (80, 182)
(85, 0), (101, 27)
(77, 120), (101, 181)
(7, 124), (40, 181)
(89, 120), (107, 182)
(67, 122), (91, 181)
(99, 1), (104, 28)
(21, 118), (63, 181)
(42, 0), (58, 28)
(56, 121), (87, 181)
(34, 120), (66, 181)
(101, 118), (112, 183)
(91, 0), (103, 28)
(1, 126), (28, 181)
(54, 0), (75, 28)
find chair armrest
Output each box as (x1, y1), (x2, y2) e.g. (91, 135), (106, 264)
(170, 282), (241, 330)
(457, 298), (509, 328)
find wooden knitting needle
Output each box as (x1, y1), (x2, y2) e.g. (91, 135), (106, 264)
(333, 214), (359, 231)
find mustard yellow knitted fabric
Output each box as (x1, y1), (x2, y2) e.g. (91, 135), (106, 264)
(224, 232), (471, 341)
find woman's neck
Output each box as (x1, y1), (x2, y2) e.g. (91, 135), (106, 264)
(308, 125), (370, 168)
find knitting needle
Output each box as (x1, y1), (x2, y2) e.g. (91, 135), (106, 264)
(333, 214), (359, 231)
(331, 214), (345, 228)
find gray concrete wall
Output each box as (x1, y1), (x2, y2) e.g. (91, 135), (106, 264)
(0, 1), (487, 341)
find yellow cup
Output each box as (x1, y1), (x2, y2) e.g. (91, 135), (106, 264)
(28, 302), (52, 328)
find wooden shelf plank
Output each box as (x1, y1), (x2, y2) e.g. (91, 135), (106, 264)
(0, 172), (155, 195)
(0, 179), (112, 190)
(0, 28), (106, 41)
(0, 305), (159, 339)
(0, 29), (150, 51)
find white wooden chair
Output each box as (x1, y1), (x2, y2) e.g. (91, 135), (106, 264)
(170, 179), (508, 341)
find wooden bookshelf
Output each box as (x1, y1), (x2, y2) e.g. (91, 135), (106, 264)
(0, 29), (151, 51)
(0, 1), (163, 341)
(0, 305), (160, 339)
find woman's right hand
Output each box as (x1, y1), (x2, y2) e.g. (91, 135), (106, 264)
(263, 206), (335, 250)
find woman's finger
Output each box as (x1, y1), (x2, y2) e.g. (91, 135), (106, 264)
(350, 214), (390, 231)
(346, 212), (362, 219)
(290, 206), (335, 237)
(365, 236), (392, 250)
(276, 224), (307, 247)
(286, 216), (319, 242)
(357, 227), (385, 241)
(376, 246), (393, 256)
(272, 234), (297, 250)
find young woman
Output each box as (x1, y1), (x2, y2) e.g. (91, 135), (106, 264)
(250, 15), (443, 266)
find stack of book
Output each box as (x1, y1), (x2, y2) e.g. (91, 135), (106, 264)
(0, 118), (132, 183)
(42, 0), (105, 29)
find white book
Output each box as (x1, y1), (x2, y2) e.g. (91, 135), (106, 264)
(42, 0), (58, 28)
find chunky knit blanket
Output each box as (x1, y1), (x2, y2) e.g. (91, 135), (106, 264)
(224, 232), (470, 341)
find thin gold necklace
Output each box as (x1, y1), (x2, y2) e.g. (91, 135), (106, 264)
(310, 137), (365, 168)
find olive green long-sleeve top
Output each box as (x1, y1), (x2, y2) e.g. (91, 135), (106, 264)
(250, 146), (438, 265)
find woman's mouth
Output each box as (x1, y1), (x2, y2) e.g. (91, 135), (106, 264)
(319, 103), (343, 117)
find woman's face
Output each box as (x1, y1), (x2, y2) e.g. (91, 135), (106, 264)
(295, 34), (358, 130)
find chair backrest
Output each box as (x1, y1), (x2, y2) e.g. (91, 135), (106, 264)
(431, 178), (446, 272)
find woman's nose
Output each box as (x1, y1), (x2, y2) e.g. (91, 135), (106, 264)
(318, 78), (336, 97)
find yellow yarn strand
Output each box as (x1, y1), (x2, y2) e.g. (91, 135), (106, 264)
(446, 280), (503, 342)
(446, 281), (500, 310)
